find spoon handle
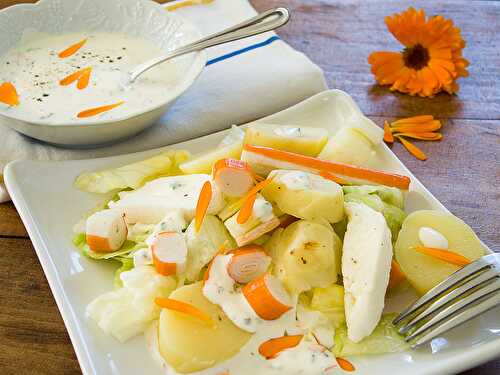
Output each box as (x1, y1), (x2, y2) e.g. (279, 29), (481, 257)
(129, 7), (290, 82)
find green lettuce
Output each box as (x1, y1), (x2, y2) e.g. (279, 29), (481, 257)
(309, 284), (345, 328)
(343, 185), (404, 209)
(113, 257), (135, 289)
(333, 314), (409, 356)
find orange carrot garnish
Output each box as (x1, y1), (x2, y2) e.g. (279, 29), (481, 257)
(383, 120), (394, 143)
(236, 178), (273, 224)
(388, 259), (406, 289)
(77, 101), (124, 118)
(155, 297), (214, 326)
(60, 67), (92, 90)
(336, 357), (355, 372)
(396, 136), (427, 161)
(393, 132), (442, 141)
(195, 181), (212, 232)
(244, 144), (411, 190)
(414, 246), (471, 267)
(0, 82), (19, 106)
(319, 170), (349, 185)
(58, 38), (87, 58)
(258, 335), (303, 359)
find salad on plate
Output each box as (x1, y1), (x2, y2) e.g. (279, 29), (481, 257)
(73, 122), (485, 374)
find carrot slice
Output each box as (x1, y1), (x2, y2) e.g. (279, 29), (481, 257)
(414, 246), (472, 267)
(258, 335), (303, 359)
(319, 170), (349, 185)
(60, 67), (92, 89)
(244, 144), (411, 190)
(396, 136), (427, 161)
(336, 357), (355, 372)
(155, 297), (214, 326)
(77, 101), (124, 118)
(236, 178), (273, 224)
(394, 132), (442, 141)
(195, 181), (212, 233)
(388, 259), (406, 290)
(383, 120), (394, 143)
(392, 115), (434, 125)
(58, 38), (87, 58)
(0, 82), (19, 106)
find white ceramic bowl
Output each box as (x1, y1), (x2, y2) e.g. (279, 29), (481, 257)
(0, 0), (206, 147)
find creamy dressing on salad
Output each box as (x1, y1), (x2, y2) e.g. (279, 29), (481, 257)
(0, 32), (181, 124)
(273, 126), (302, 138)
(279, 170), (313, 190)
(418, 227), (448, 249)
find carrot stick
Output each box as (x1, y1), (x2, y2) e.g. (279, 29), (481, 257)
(383, 120), (394, 143)
(236, 178), (273, 224)
(396, 136), (427, 161)
(392, 115), (434, 125)
(0, 82), (19, 106)
(60, 67), (92, 89)
(155, 297), (214, 326)
(195, 181), (212, 233)
(58, 38), (87, 58)
(388, 259), (406, 289)
(319, 170), (349, 185)
(393, 132), (442, 141)
(258, 335), (303, 359)
(336, 357), (355, 372)
(414, 246), (471, 267)
(244, 144), (411, 190)
(77, 101), (124, 118)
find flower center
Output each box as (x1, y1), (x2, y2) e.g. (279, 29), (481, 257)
(402, 44), (430, 70)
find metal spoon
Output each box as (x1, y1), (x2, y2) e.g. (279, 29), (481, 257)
(127, 7), (290, 83)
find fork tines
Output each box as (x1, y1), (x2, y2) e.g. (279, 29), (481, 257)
(393, 253), (500, 348)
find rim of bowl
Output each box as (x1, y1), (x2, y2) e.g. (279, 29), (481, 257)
(0, 0), (207, 128)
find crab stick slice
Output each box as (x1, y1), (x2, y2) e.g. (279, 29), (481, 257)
(242, 273), (292, 320)
(85, 210), (127, 252)
(258, 334), (303, 359)
(213, 159), (255, 198)
(235, 217), (280, 247)
(151, 231), (188, 276)
(227, 245), (271, 284)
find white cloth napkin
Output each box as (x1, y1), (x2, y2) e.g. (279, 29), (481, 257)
(0, 0), (327, 202)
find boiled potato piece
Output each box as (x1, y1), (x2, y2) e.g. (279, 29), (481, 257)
(395, 210), (485, 294)
(261, 170), (344, 223)
(179, 141), (242, 174)
(244, 123), (328, 156)
(271, 220), (342, 294)
(158, 282), (251, 373)
(318, 127), (375, 166)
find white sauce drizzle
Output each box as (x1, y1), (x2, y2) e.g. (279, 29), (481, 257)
(279, 170), (312, 190)
(274, 126), (302, 138)
(418, 227), (449, 249)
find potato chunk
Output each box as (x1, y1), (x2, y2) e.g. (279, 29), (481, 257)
(158, 282), (251, 373)
(395, 210), (485, 294)
(318, 127), (375, 166)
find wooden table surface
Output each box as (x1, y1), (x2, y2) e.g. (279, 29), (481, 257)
(0, 0), (498, 374)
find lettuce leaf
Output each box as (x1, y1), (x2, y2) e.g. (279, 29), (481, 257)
(343, 185), (404, 209)
(333, 314), (409, 356)
(309, 284), (346, 328)
(74, 150), (190, 194)
(114, 257), (135, 289)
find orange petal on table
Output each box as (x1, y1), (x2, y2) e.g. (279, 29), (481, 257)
(155, 297), (214, 326)
(391, 120), (442, 133)
(414, 246), (472, 267)
(318, 170), (349, 185)
(336, 357), (355, 372)
(383, 120), (394, 143)
(0, 82), (19, 106)
(391, 115), (435, 125)
(395, 136), (427, 161)
(58, 38), (87, 58)
(258, 335), (303, 359)
(195, 180), (212, 233)
(394, 132), (442, 141)
(388, 259), (406, 290)
(77, 101), (124, 118)
(236, 178), (273, 224)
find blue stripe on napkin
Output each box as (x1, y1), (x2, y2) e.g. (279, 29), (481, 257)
(206, 35), (281, 66)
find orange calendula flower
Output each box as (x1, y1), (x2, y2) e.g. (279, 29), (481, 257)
(384, 115), (443, 161)
(368, 7), (469, 97)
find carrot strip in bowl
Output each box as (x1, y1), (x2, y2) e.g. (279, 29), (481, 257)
(414, 246), (472, 267)
(58, 38), (87, 58)
(77, 101), (124, 118)
(243, 144), (411, 190)
(60, 67), (92, 89)
(0, 82), (19, 106)
(195, 180), (212, 232)
(236, 178), (273, 224)
(155, 297), (214, 327)
(336, 357), (355, 372)
(318, 170), (349, 185)
(258, 335), (303, 359)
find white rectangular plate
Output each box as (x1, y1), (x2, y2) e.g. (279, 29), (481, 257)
(5, 90), (500, 375)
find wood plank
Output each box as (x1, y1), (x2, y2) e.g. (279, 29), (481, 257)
(0, 202), (28, 237)
(252, 0), (500, 120)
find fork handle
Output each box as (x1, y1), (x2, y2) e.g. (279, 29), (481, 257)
(129, 7), (290, 82)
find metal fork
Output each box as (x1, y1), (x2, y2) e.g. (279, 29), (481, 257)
(393, 253), (500, 348)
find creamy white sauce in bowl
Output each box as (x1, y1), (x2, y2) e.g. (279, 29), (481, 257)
(0, 0), (205, 146)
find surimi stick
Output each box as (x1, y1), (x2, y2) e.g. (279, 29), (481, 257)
(227, 245), (271, 284)
(86, 209), (127, 252)
(242, 273), (292, 320)
(151, 231), (188, 276)
(258, 335), (303, 359)
(213, 159), (255, 197)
